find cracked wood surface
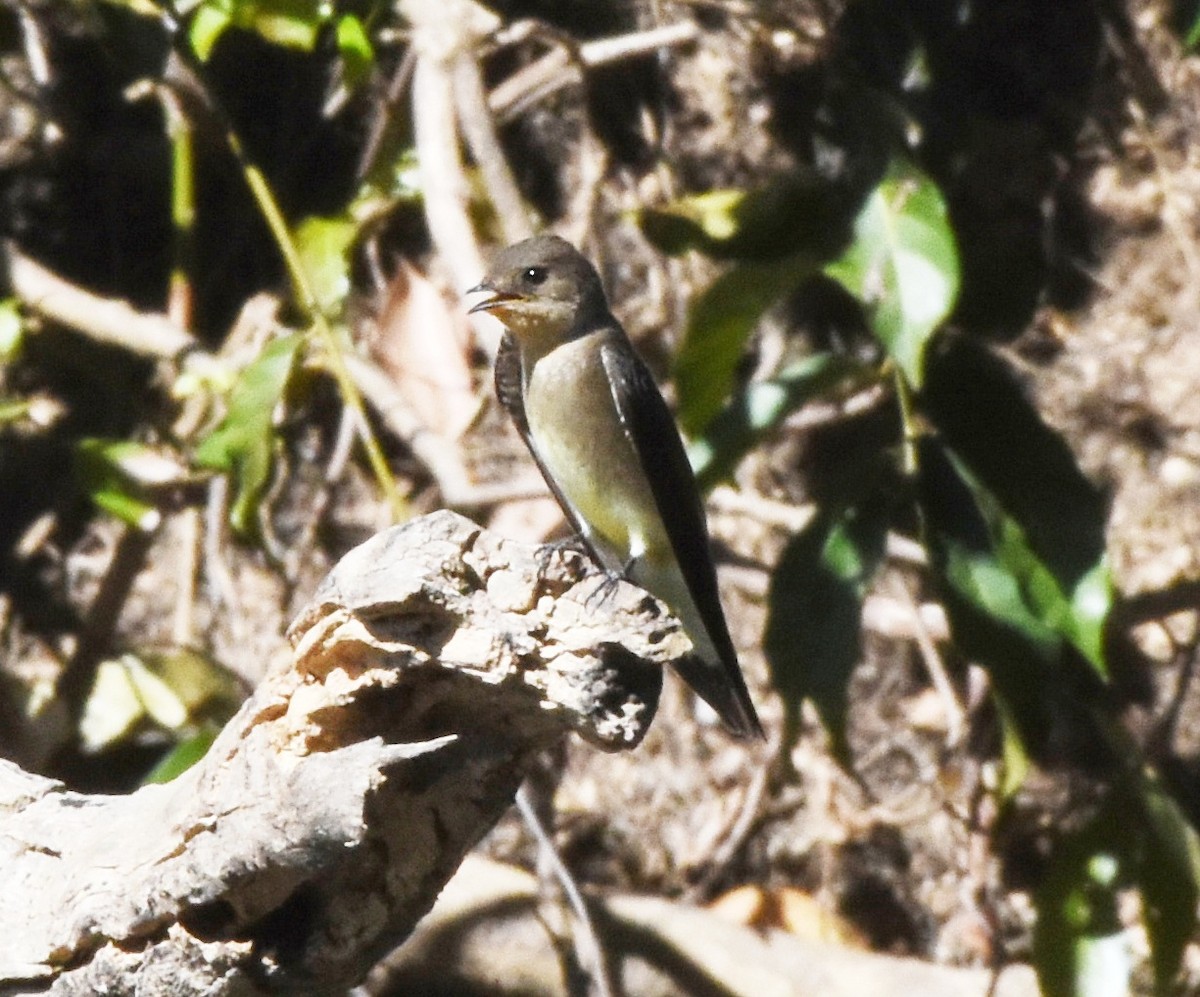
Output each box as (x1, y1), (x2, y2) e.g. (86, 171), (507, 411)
(0, 511), (678, 996)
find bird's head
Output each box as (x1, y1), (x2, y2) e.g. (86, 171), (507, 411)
(468, 235), (609, 346)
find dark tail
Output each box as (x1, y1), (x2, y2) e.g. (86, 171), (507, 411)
(672, 653), (765, 740)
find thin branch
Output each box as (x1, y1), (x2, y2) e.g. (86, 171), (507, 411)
(515, 784), (619, 997)
(488, 21), (699, 122)
(453, 52), (534, 245)
(5, 244), (197, 359)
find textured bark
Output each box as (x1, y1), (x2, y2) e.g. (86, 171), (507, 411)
(0, 511), (675, 996)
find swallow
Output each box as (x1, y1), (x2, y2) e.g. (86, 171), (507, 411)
(469, 235), (763, 739)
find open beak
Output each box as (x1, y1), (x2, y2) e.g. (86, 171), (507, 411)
(467, 285), (524, 315)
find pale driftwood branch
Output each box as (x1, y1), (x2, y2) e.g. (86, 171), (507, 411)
(381, 855), (1040, 997)
(4, 243), (198, 359)
(453, 51), (535, 246)
(1, 244), (494, 506)
(0, 511), (679, 996)
(399, 0), (497, 353)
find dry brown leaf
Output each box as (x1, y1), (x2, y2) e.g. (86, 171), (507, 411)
(709, 884), (868, 948)
(372, 259), (478, 441)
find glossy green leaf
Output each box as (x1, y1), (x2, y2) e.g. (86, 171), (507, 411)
(971, 480), (1110, 678)
(189, 0), (326, 59)
(81, 647), (240, 759)
(142, 647), (244, 719)
(765, 498), (889, 760)
(195, 333), (304, 536)
(142, 726), (219, 785)
(248, 0), (324, 49)
(1035, 774), (1200, 997)
(1034, 811), (1128, 997)
(80, 657), (151, 753)
(674, 255), (818, 436)
(189, 3), (234, 60)
(920, 433), (1113, 771)
(825, 163), (959, 388)
(918, 437), (1070, 760)
(90, 489), (161, 531)
(689, 352), (863, 492)
(922, 336), (1112, 677)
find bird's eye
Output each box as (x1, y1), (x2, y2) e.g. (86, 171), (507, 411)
(524, 266), (548, 286)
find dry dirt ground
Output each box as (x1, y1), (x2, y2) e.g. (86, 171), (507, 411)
(3, 0), (1200, 992)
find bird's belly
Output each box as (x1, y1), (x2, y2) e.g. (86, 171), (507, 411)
(526, 341), (665, 560)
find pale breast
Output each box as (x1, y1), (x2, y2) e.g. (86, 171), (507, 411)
(524, 332), (665, 559)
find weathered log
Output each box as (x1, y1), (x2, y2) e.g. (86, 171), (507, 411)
(0, 511), (676, 995)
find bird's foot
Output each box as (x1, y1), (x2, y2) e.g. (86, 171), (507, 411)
(584, 555), (640, 611)
(536, 533), (592, 575)
(584, 568), (626, 611)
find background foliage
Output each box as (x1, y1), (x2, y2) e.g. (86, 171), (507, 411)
(2, 0), (1199, 993)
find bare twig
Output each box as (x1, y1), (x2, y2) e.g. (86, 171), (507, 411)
(401, 0), (499, 349)
(684, 752), (774, 903)
(53, 525), (157, 736)
(453, 52), (534, 245)
(5, 244), (197, 359)
(885, 574), (964, 746)
(515, 784), (619, 997)
(342, 353), (475, 501)
(488, 21), (699, 122)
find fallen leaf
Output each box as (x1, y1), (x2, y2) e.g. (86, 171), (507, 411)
(372, 260), (478, 441)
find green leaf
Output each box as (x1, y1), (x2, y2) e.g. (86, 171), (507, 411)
(922, 336), (1112, 676)
(972, 480), (1110, 678)
(141, 726), (219, 785)
(189, 2), (234, 60)
(189, 0), (327, 58)
(825, 163), (959, 388)
(918, 437), (1071, 759)
(689, 352), (863, 492)
(1132, 775), (1200, 991)
(0, 299), (25, 360)
(993, 694), (1030, 801)
(765, 498), (889, 760)
(1187, 12), (1200, 49)
(195, 333), (304, 536)
(143, 647), (244, 719)
(336, 14), (375, 92)
(1034, 774), (1200, 997)
(76, 438), (181, 531)
(0, 398), (33, 426)
(1034, 811), (1128, 997)
(80, 657), (152, 753)
(638, 173), (854, 263)
(249, 0), (325, 49)
(295, 214), (358, 315)
(674, 255), (818, 436)
(641, 189), (745, 252)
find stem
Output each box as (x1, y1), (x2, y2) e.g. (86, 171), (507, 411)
(893, 363), (920, 477)
(223, 120), (408, 522)
(166, 95), (195, 328)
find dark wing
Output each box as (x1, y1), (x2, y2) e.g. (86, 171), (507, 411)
(494, 332), (604, 563)
(601, 341), (762, 738)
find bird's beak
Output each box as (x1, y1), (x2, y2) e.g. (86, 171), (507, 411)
(467, 287), (524, 315)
